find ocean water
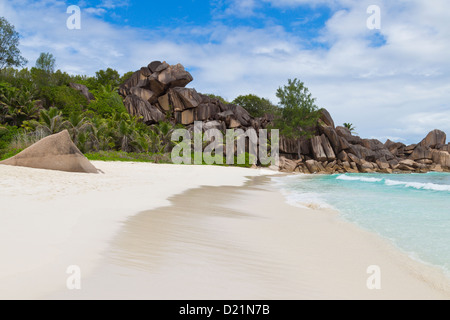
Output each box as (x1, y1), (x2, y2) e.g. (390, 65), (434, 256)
(273, 172), (450, 275)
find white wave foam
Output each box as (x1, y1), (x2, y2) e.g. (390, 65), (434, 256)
(272, 179), (335, 210)
(283, 191), (334, 210)
(384, 179), (450, 192)
(336, 175), (383, 183)
(336, 174), (450, 192)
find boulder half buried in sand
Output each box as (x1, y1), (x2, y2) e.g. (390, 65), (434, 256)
(0, 130), (99, 173)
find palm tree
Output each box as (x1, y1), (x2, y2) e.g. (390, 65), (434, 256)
(0, 86), (40, 126)
(131, 133), (151, 153)
(113, 112), (142, 152)
(343, 123), (357, 134)
(0, 103), (7, 123)
(89, 116), (114, 151)
(98, 83), (119, 94)
(67, 113), (93, 147)
(149, 121), (176, 153)
(37, 107), (70, 135)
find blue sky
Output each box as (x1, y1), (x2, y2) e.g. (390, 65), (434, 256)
(77, 0), (336, 49)
(83, 0), (333, 34)
(1, 0), (449, 144)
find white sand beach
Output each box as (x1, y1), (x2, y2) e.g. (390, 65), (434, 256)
(0, 162), (449, 300)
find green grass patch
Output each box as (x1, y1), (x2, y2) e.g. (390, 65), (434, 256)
(85, 151), (171, 163)
(0, 148), (23, 161)
(185, 152), (255, 168)
(85, 151), (257, 168)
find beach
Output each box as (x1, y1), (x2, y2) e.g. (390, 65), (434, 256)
(0, 162), (449, 299)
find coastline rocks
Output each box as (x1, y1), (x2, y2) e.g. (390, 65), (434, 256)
(431, 150), (450, 168)
(278, 125), (449, 174)
(305, 159), (321, 174)
(320, 125), (341, 154)
(299, 114), (449, 174)
(119, 60), (449, 174)
(320, 134), (336, 161)
(362, 139), (385, 151)
(278, 157), (299, 172)
(419, 129), (446, 149)
(376, 158), (390, 170)
(410, 145), (432, 161)
(397, 159), (416, 171)
(311, 136), (328, 162)
(0, 130), (98, 173)
(319, 109), (335, 128)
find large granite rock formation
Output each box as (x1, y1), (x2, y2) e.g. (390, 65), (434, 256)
(0, 130), (99, 173)
(119, 61), (254, 128)
(278, 124), (449, 174)
(120, 60), (449, 174)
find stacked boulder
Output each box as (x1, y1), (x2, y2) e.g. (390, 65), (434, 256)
(119, 61), (449, 174)
(279, 113), (450, 174)
(119, 61), (257, 132)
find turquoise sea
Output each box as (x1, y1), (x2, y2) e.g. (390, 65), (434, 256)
(273, 172), (450, 275)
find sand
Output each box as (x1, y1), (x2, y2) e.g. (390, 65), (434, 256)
(0, 162), (275, 299)
(0, 162), (449, 299)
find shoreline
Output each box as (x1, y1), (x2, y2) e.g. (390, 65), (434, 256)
(267, 176), (450, 298)
(49, 172), (450, 300)
(0, 161), (449, 299)
(274, 172), (450, 281)
(0, 161), (276, 299)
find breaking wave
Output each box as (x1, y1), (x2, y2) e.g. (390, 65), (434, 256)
(336, 174), (450, 192)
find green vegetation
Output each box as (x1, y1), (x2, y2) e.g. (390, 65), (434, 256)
(40, 86), (87, 116)
(0, 46), (179, 160)
(0, 125), (18, 155)
(94, 68), (121, 89)
(205, 93), (229, 104)
(85, 150), (255, 168)
(33, 52), (57, 87)
(343, 122), (357, 134)
(232, 94), (278, 118)
(0, 18), (323, 166)
(274, 78), (320, 138)
(0, 17), (27, 69)
(35, 52), (55, 74)
(0, 147), (22, 161)
(87, 87), (126, 117)
(85, 151), (171, 163)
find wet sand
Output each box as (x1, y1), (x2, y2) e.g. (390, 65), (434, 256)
(48, 176), (450, 300)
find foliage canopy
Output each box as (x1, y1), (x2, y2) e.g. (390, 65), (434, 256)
(232, 94), (278, 118)
(274, 78), (320, 138)
(0, 17), (27, 69)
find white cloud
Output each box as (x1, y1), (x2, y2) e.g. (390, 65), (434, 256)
(98, 0), (129, 9)
(399, 112), (450, 137)
(262, 0), (353, 9)
(1, 0), (449, 144)
(84, 7), (107, 16)
(224, 0), (259, 17)
(370, 136), (407, 143)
